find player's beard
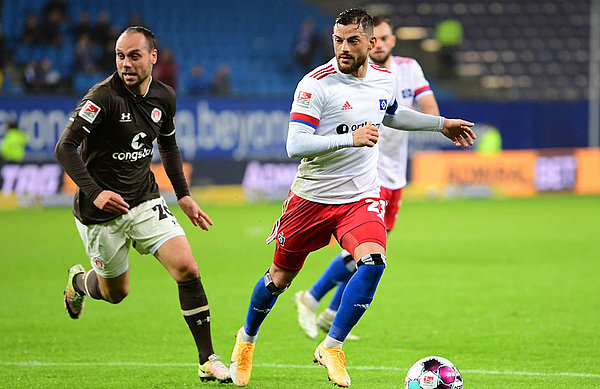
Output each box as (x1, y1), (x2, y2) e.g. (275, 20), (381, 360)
(370, 51), (391, 66)
(120, 70), (149, 89)
(337, 52), (368, 74)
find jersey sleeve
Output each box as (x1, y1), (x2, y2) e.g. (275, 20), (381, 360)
(157, 88), (188, 199)
(289, 76), (324, 133)
(409, 60), (433, 101)
(66, 87), (110, 137)
(54, 87), (110, 202)
(286, 77), (353, 158)
(159, 86), (177, 137)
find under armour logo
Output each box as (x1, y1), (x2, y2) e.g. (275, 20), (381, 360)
(196, 316), (211, 326)
(120, 112), (132, 122)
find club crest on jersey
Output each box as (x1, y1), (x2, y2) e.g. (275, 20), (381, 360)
(402, 88), (412, 98)
(296, 91), (312, 108)
(277, 233), (285, 246)
(93, 257), (105, 270)
(341, 101), (353, 110)
(379, 99), (387, 110)
(79, 100), (101, 123)
(151, 108), (162, 123)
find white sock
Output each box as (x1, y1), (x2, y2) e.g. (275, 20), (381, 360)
(323, 335), (343, 349)
(240, 327), (258, 344)
(304, 290), (319, 309)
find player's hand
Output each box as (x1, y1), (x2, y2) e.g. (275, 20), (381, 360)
(441, 119), (476, 148)
(178, 195), (213, 231)
(93, 190), (130, 214)
(352, 121), (379, 147)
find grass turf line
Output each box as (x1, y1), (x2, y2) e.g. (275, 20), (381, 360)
(0, 195), (598, 388)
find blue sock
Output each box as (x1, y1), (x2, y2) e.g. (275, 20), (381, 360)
(309, 251), (355, 301)
(328, 254), (386, 342)
(244, 272), (284, 337)
(328, 278), (349, 312)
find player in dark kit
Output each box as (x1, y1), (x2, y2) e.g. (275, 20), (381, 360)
(54, 26), (231, 383)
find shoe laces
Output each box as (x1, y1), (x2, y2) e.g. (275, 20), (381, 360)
(329, 347), (346, 367)
(66, 289), (84, 307)
(207, 354), (227, 371)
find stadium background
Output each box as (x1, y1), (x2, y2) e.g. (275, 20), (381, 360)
(1, 1), (599, 388)
(1, 0), (598, 205)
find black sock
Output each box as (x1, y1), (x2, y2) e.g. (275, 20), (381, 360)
(73, 273), (86, 295)
(75, 270), (106, 301)
(178, 278), (214, 364)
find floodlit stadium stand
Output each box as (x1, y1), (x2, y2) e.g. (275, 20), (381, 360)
(0, 0), (593, 100)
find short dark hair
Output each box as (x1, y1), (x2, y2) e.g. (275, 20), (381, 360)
(373, 16), (393, 30)
(334, 8), (374, 36)
(120, 26), (157, 51)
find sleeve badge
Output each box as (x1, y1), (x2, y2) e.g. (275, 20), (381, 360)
(78, 100), (101, 123)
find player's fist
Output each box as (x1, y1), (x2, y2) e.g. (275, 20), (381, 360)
(93, 190), (130, 214)
(441, 119), (476, 148)
(353, 121), (379, 147)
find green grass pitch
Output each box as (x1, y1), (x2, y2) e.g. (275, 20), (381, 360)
(1, 194), (599, 388)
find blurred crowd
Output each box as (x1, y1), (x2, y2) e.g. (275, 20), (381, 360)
(0, 0), (233, 96)
(0, 2), (463, 98)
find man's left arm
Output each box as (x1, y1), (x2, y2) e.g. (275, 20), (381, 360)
(415, 94), (440, 116)
(383, 104), (475, 147)
(157, 130), (212, 230)
(410, 60), (440, 116)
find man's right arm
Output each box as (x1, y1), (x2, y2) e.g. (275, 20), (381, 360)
(54, 124), (104, 202)
(286, 78), (369, 158)
(55, 95), (130, 214)
(286, 120), (354, 158)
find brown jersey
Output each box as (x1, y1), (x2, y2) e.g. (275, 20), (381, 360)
(56, 73), (183, 224)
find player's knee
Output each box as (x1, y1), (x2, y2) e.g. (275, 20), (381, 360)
(105, 287), (129, 304)
(173, 260), (199, 282)
(264, 270), (290, 295)
(181, 263), (200, 280)
(357, 253), (387, 275)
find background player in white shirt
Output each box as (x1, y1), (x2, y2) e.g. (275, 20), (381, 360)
(229, 8), (475, 387)
(294, 16), (442, 341)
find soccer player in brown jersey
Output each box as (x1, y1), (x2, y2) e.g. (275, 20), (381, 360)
(54, 26), (231, 383)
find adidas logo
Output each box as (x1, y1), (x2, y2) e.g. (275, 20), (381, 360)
(341, 101), (353, 110)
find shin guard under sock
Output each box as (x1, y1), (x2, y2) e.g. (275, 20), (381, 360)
(178, 278), (214, 364)
(328, 254), (386, 342)
(244, 271), (286, 337)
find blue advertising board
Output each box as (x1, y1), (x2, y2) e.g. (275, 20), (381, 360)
(0, 96), (589, 162)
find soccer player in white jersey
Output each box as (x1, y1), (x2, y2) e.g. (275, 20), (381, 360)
(293, 16), (441, 341)
(229, 8), (475, 387)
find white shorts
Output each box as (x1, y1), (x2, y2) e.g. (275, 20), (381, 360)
(75, 196), (186, 278)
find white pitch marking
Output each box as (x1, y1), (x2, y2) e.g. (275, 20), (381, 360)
(0, 362), (598, 379)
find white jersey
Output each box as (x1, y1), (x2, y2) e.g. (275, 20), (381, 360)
(377, 56), (433, 190)
(288, 57), (397, 204)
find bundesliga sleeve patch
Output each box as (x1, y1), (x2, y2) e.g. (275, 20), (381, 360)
(78, 100), (101, 123)
(295, 91), (312, 109)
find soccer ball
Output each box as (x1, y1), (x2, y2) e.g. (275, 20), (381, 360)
(404, 356), (463, 389)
